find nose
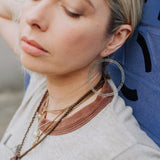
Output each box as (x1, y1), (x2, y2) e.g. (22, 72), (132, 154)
(25, 2), (50, 32)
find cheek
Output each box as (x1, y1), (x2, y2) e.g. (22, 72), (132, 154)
(45, 20), (107, 73)
(52, 22), (105, 57)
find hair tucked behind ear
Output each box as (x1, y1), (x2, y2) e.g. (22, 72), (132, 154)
(101, 0), (144, 77)
(105, 0), (144, 36)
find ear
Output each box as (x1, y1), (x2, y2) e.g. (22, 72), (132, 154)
(100, 24), (132, 57)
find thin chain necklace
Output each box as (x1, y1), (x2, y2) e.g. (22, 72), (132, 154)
(33, 104), (64, 146)
(10, 77), (104, 160)
(33, 86), (94, 143)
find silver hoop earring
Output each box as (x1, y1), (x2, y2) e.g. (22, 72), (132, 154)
(88, 58), (125, 97)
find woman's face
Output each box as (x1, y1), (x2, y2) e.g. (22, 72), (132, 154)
(19, 0), (111, 75)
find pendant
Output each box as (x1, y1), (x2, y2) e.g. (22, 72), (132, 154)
(37, 113), (42, 119)
(32, 140), (38, 146)
(33, 130), (41, 146)
(33, 135), (40, 146)
(33, 130), (40, 138)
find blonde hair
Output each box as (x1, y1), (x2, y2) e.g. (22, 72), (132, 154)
(106, 0), (144, 35)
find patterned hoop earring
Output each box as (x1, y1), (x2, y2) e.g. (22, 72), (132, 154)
(88, 58), (125, 97)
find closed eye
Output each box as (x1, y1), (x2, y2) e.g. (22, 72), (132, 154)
(67, 11), (81, 18)
(63, 7), (82, 18)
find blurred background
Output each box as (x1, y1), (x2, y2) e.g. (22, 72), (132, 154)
(0, 36), (24, 140)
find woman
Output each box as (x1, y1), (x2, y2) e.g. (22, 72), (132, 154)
(0, 0), (160, 159)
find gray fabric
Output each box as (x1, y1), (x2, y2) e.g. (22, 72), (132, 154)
(0, 72), (160, 160)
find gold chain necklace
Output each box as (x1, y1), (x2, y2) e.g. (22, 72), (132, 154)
(10, 77), (104, 160)
(33, 89), (94, 145)
(32, 98), (64, 146)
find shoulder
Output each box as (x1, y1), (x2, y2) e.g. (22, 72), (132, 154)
(108, 96), (160, 158)
(107, 80), (156, 146)
(110, 94), (158, 148)
(113, 143), (160, 160)
(94, 79), (160, 158)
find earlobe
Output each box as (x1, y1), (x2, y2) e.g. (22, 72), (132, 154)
(100, 49), (110, 57)
(100, 24), (132, 58)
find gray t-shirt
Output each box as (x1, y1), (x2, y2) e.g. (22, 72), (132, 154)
(0, 72), (160, 160)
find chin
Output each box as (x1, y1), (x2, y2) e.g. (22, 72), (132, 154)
(20, 53), (47, 74)
(20, 53), (64, 76)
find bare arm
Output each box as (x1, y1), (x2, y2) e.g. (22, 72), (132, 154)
(0, 0), (24, 57)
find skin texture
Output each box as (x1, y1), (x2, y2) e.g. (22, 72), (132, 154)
(19, 0), (110, 75)
(0, 0), (132, 120)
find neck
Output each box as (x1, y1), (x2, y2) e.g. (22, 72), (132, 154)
(45, 65), (102, 111)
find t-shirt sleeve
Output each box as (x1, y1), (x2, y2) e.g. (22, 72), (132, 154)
(113, 144), (160, 160)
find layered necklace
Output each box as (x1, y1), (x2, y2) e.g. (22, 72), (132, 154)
(10, 77), (104, 160)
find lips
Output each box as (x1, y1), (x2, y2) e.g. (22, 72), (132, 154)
(21, 36), (48, 56)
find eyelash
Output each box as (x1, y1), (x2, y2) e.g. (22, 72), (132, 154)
(63, 7), (82, 19)
(67, 11), (81, 18)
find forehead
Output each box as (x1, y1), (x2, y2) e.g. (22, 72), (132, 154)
(86, 0), (109, 15)
(89, 0), (110, 17)
(64, 0), (108, 9)
(74, 0), (110, 14)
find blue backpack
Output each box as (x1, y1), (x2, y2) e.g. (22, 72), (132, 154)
(108, 0), (160, 146)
